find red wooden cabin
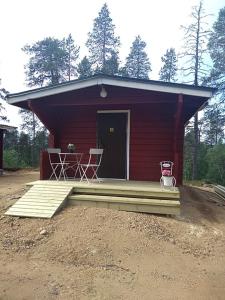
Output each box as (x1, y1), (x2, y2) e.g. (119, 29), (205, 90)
(7, 75), (214, 185)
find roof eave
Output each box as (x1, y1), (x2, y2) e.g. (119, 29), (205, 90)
(7, 76), (214, 105)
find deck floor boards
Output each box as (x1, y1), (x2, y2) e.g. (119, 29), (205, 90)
(24, 180), (180, 216)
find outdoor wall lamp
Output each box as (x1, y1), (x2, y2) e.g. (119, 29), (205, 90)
(100, 85), (107, 98)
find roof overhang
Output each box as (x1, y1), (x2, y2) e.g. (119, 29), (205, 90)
(0, 124), (17, 131)
(6, 75), (215, 105)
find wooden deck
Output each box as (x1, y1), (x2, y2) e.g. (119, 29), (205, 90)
(25, 180), (180, 216)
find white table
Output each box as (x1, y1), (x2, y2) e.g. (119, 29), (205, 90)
(58, 152), (83, 180)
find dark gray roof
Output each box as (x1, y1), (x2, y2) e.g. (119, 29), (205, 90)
(7, 74), (215, 105)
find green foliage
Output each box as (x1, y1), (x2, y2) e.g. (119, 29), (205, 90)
(17, 132), (31, 166)
(0, 102), (7, 122)
(63, 34), (80, 80)
(0, 80), (9, 121)
(208, 7), (225, 94)
(86, 3), (120, 75)
(77, 56), (93, 79)
(202, 102), (225, 145)
(3, 129), (18, 149)
(19, 109), (41, 134)
(4, 127), (48, 168)
(159, 48), (177, 82)
(184, 130), (210, 181)
(23, 36), (79, 87)
(184, 131), (225, 185)
(3, 149), (27, 169)
(103, 51), (119, 75)
(122, 35), (151, 79)
(183, 129), (195, 180)
(205, 144), (225, 185)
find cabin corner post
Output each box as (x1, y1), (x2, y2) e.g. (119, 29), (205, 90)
(174, 94), (184, 185)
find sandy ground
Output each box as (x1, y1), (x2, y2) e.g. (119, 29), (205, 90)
(0, 171), (225, 300)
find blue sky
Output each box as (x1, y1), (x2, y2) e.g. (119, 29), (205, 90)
(0, 0), (224, 126)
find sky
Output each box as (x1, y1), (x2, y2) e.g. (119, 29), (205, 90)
(0, 0), (224, 128)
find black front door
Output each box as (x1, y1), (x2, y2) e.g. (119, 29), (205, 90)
(97, 113), (127, 179)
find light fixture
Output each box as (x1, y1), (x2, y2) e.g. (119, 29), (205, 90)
(100, 85), (107, 98)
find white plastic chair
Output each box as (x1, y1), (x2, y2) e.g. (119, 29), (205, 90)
(160, 161), (176, 189)
(47, 148), (69, 180)
(80, 148), (104, 183)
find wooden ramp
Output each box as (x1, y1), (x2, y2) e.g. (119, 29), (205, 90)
(214, 185), (225, 200)
(5, 184), (73, 218)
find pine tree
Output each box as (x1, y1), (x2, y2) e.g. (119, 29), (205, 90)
(77, 56), (93, 79)
(181, 1), (210, 180)
(0, 79), (8, 121)
(63, 34), (80, 80)
(202, 102), (225, 145)
(86, 3), (120, 75)
(123, 35), (151, 79)
(23, 37), (67, 87)
(159, 48), (177, 82)
(19, 109), (43, 166)
(208, 7), (225, 95)
(104, 51), (119, 75)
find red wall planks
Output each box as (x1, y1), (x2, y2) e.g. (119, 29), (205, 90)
(44, 102), (182, 183)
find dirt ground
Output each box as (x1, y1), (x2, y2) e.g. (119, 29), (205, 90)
(0, 171), (225, 300)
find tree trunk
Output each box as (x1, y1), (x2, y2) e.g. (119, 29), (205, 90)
(192, 112), (198, 180)
(192, 2), (201, 180)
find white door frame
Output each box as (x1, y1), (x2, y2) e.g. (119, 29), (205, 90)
(97, 110), (130, 180)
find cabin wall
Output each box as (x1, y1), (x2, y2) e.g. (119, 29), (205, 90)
(45, 102), (181, 183)
(129, 104), (176, 182)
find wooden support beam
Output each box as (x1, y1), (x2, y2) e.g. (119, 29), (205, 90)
(46, 98), (175, 107)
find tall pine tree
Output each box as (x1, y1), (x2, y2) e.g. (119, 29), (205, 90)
(19, 109), (46, 166)
(86, 3), (120, 75)
(23, 37), (67, 86)
(159, 48), (177, 82)
(181, 1), (210, 180)
(202, 103), (225, 145)
(63, 34), (80, 80)
(208, 7), (225, 95)
(0, 79), (8, 121)
(122, 35), (151, 79)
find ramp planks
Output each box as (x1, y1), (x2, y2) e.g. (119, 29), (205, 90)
(5, 184), (73, 218)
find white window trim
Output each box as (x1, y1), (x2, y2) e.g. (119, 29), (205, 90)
(97, 110), (130, 180)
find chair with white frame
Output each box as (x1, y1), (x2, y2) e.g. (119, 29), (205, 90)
(80, 148), (104, 183)
(47, 148), (69, 181)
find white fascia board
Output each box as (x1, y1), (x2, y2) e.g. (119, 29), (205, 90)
(102, 78), (213, 98)
(7, 77), (100, 104)
(7, 77), (213, 104)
